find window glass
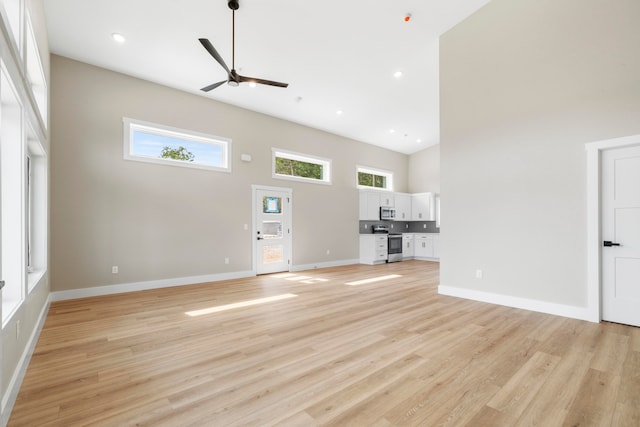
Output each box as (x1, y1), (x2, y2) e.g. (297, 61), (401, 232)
(357, 166), (393, 191)
(124, 118), (231, 172)
(272, 148), (331, 184)
(263, 197), (282, 214)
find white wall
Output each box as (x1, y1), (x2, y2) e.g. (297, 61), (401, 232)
(408, 144), (439, 194)
(439, 0), (640, 312)
(50, 55), (410, 293)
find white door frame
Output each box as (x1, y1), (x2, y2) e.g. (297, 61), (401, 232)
(585, 134), (640, 322)
(251, 184), (293, 275)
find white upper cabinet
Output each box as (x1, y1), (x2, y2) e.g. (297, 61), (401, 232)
(394, 193), (411, 220)
(379, 192), (394, 207)
(411, 193), (434, 221)
(359, 191), (381, 220)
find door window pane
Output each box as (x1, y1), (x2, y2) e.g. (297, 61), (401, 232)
(263, 197), (282, 214)
(262, 221), (282, 239)
(263, 245), (284, 264)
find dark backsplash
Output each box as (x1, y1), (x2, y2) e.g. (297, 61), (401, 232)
(359, 220), (439, 234)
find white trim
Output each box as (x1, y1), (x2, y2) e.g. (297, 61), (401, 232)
(122, 117), (232, 173)
(585, 134), (640, 323)
(50, 270), (254, 302)
(438, 285), (592, 321)
(1, 294), (51, 426)
(291, 259), (359, 272)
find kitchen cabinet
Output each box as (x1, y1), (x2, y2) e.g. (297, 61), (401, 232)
(394, 193), (412, 221)
(359, 190), (395, 220)
(359, 191), (381, 220)
(359, 234), (388, 265)
(402, 234), (414, 259)
(414, 234), (433, 258)
(413, 233), (439, 260)
(411, 193), (434, 221)
(380, 192), (394, 207)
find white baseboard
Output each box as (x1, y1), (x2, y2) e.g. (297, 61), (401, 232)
(50, 270), (255, 302)
(1, 295), (51, 427)
(291, 259), (359, 272)
(438, 285), (594, 322)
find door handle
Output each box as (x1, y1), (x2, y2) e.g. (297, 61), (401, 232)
(257, 237), (263, 241)
(603, 241), (621, 247)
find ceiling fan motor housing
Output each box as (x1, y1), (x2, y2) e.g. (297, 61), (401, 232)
(228, 0), (239, 10)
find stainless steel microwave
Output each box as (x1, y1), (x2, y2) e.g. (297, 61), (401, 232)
(380, 206), (396, 221)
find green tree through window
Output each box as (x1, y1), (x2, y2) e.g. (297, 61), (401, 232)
(358, 171), (386, 188)
(160, 146), (195, 162)
(275, 157), (323, 180)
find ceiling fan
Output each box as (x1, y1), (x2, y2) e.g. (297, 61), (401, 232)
(199, 0), (289, 92)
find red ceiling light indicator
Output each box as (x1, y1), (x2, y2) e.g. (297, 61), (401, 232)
(404, 13), (412, 23)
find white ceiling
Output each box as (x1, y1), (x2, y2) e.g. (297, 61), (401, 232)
(44, 0), (489, 155)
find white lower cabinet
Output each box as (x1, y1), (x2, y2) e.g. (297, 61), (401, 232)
(359, 235), (388, 265)
(402, 234), (414, 259)
(414, 234), (439, 261)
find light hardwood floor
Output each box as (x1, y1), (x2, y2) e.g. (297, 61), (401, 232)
(8, 261), (640, 426)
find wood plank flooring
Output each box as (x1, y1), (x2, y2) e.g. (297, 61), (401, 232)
(8, 261), (640, 426)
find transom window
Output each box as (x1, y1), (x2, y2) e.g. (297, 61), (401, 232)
(123, 118), (231, 172)
(272, 148), (331, 185)
(357, 166), (393, 191)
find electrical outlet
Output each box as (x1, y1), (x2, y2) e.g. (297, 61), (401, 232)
(244, 224), (248, 230)
(112, 266), (118, 274)
(326, 249), (330, 255)
(224, 257), (230, 265)
(476, 269), (483, 279)
(423, 224), (427, 228)
(364, 224), (368, 229)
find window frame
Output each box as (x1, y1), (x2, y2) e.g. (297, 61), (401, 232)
(123, 117), (232, 173)
(272, 148), (332, 185)
(356, 165), (394, 191)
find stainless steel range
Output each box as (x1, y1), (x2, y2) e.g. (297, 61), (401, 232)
(371, 225), (403, 263)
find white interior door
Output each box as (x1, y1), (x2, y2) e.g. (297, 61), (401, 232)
(254, 187), (291, 275)
(602, 145), (640, 326)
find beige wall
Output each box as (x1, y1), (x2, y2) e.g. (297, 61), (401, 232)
(50, 55), (409, 292)
(440, 0), (640, 306)
(1, 0), (51, 420)
(408, 144), (440, 194)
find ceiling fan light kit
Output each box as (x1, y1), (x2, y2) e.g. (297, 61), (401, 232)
(199, 0), (288, 92)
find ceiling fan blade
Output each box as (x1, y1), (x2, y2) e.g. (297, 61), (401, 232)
(201, 80), (227, 92)
(199, 38), (231, 74)
(238, 74), (289, 88)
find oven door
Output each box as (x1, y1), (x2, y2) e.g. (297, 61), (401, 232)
(387, 234), (403, 262)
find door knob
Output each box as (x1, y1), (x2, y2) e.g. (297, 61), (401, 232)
(603, 241), (621, 247)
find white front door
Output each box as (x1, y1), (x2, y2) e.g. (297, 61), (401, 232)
(253, 186), (292, 275)
(602, 145), (640, 327)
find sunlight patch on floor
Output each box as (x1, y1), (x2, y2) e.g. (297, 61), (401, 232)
(270, 273), (330, 284)
(345, 274), (403, 286)
(185, 293), (298, 317)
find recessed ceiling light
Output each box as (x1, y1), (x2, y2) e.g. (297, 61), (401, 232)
(389, 129), (395, 134)
(416, 139), (422, 143)
(336, 110), (343, 115)
(248, 82), (257, 88)
(393, 71), (403, 78)
(111, 33), (126, 43)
